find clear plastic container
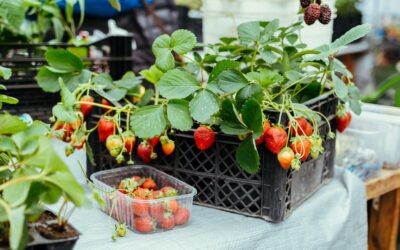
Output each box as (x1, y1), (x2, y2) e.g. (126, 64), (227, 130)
(90, 165), (197, 233)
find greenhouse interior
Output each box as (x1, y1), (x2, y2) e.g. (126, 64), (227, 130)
(1, 0), (400, 249)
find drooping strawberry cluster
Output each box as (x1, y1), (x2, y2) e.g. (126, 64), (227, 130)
(115, 176), (190, 233)
(300, 0), (332, 25)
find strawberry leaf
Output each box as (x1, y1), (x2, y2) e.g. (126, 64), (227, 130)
(241, 99), (263, 139)
(130, 105), (167, 138)
(167, 99), (193, 131)
(115, 71), (141, 90)
(189, 90), (219, 123)
(0, 66), (11, 80)
(170, 29), (197, 54)
(208, 60), (240, 83)
(216, 69), (249, 93)
(140, 65), (164, 85)
(236, 83), (263, 108)
(158, 69), (200, 99)
(238, 21), (261, 44)
(236, 137), (260, 174)
(93, 73), (113, 89)
(333, 74), (348, 100)
(220, 99), (248, 135)
(45, 49), (83, 73)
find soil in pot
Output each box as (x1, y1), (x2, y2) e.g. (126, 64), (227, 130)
(35, 223), (79, 240)
(37, 210), (58, 223)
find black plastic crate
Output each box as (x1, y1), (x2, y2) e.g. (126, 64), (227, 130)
(0, 35), (133, 121)
(87, 92), (338, 222)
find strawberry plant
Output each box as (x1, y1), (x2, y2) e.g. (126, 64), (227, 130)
(41, 18), (370, 174)
(0, 77), (86, 249)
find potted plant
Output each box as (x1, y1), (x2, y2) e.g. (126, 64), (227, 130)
(40, 16), (370, 222)
(0, 70), (86, 250)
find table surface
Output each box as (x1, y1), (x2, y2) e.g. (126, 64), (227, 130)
(365, 166), (400, 200)
(55, 167), (367, 250)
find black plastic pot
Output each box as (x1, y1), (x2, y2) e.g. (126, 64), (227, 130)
(87, 92), (338, 223)
(0, 35), (133, 121)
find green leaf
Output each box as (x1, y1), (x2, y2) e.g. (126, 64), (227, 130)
(140, 65), (164, 84)
(170, 29), (197, 54)
(0, 114), (27, 135)
(158, 69), (200, 99)
(0, 135), (18, 154)
(217, 69), (249, 93)
(11, 121), (49, 150)
(137, 88), (154, 107)
(0, 94), (18, 105)
(4, 170), (31, 206)
(236, 84), (263, 108)
(208, 60), (240, 83)
(349, 99), (362, 115)
(246, 69), (283, 87)
(152, 34), (174, 72)
(36, 67), (61, 93)
(106, 88), (127, 102)
(167, 99), (193, 131)
(285, 70), (302, 82)
(9, 205), (28, 250)
(260, 50), (278, 64)
(241, 99), (263, 139)
(59, 78), (76, 109)
(238, 21), (260, 44)
(52, 104), (76, 123)
(45, 49), (83, 73)
(220, 99), (248, 135)
(261, 19), (279, 40)
(236, 137), (260, 174)
(286, 34), (298, 45)
(115, 71), (140, 89)
(108, 0), (121, 11)
(395, 89), (400, 107)
(130, 105), (167, 138)
(51, 17), (64, 42)
(0, 66), (11, 80)
(332, 74), (348, 100)
(331, 24), (371, 51)
(93, 73), (113, 89)
(189, 90), (219, 123)
(331, 58), (353, 78)
(39, 183), (62, 204)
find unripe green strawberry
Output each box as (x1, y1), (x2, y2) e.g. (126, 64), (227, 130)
(106, 135), (123, 158)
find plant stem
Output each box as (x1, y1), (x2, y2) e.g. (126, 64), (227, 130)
(57, 197), (68, 226)
(0, 174), (42, 191)
(250, 42), (259, 72)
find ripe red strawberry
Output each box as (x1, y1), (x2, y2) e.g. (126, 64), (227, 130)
(132, 197), (150, 217)
(98, 117), (116, 142)
(290, 137), (312, 161)
(151, 190), (164, 199)
(137, 142), (153, 163)
(161, 136), (175, 156)
(80, 95), (94, 117)
(305, 122), (313, 136)
(106, 135), (123, 157)
(132, 176), (143, 184)
(160, 213), (175, 230)
(160, 186), (178, 197)
(255, 121), (271, 145)
(134, 216), (156, 233)
(336, 112), (352, 133)
(150, 203), (165, 223)
(194, 126), (215, 151)
(265, 127), (288, 154)
(277, 147), (295, 170)
(122, 131), (136, 153)
(288, 117), (308, 136)
(174, 208), (190, 225)
(142, 178), (157, 190)
(101, 98), (112, 113)
(164, 199), (179, 214)
(119, 178), (140, 193)
(132, 187), (151, 198)
(147, 136), (160, 147)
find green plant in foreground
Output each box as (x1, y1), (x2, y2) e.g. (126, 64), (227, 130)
(0, 69), (86, 250)
(362, 74), (400, 107)
(39, 19), (371, 174)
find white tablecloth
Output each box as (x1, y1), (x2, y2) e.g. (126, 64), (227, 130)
(62, 167), (366, 250)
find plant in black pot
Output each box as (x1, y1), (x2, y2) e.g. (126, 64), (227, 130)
(0, 72), (86, 250)
(40, 17), (370, 222)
